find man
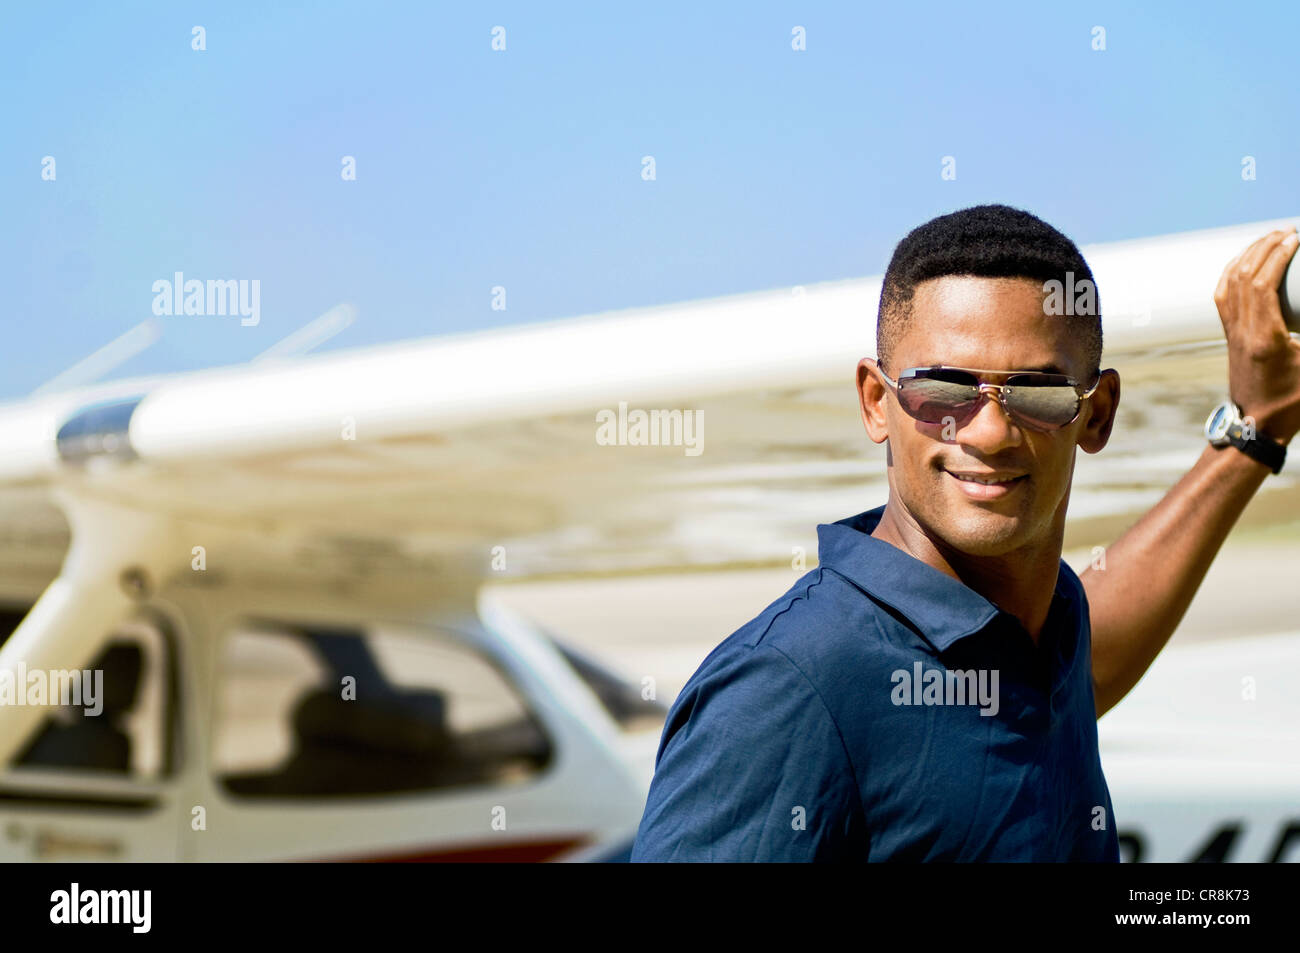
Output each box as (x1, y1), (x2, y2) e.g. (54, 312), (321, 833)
(630, 204), (1300, 861)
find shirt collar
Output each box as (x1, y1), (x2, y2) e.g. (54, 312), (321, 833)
(816, 504), (1073, 653)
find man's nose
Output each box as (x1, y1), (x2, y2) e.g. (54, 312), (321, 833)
(953, 387), (1022, 451)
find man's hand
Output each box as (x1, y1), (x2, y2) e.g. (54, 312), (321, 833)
(1212, 226), (1300, 445)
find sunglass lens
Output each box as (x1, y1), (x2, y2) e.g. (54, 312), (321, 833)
(1004, 385), (1079, 429)
(900, 376), (980, 424)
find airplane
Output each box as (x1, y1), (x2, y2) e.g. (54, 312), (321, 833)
(0, 214), (1296, 862)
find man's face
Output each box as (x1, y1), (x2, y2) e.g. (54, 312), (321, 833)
(860, 275), (1116, 558)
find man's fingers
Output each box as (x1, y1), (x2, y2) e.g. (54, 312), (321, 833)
(1241, 231), (1300, 341)
(1235, 229), (1290, 284)
(1214, 235), (1272, 312)
(1254, 230), (1300, 295)
(1216, 230), (1294, 334)
(1214, 251), (1243, 308)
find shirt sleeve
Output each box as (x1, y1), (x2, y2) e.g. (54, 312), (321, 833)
(630, 643), (862, 862)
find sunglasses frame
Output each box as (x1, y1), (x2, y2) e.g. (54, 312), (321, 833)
(875, 363), (1102, 432)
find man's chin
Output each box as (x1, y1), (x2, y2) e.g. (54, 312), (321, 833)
(930, 507), (1035, 558)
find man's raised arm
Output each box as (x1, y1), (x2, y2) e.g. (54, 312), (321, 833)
(1084, 226), (1300, 718)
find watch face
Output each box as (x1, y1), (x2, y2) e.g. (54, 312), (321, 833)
(1206, 403), (1235, 442)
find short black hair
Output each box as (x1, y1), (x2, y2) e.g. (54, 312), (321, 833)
(876, 204), (1102, 377)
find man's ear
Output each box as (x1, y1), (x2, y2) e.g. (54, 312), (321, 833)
(857, 358), (890, 445)
(1078, 368), (1120, 453)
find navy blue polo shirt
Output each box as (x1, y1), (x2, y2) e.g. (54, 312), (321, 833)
(631, 504), (1119, 862)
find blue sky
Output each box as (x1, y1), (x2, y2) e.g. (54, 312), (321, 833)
(2, 1), (1298, 400)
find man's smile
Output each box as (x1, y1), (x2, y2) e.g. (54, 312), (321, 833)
(943, 468), (1029, 499)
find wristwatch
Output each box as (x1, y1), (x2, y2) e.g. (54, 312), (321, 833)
(1204, 400), (1286, 474)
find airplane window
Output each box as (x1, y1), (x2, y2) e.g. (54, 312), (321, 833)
(541, 633), (668, 732)
(0, 604), (31, 648)
(10, 620), (172, 780)
(212, 625), (553, 798)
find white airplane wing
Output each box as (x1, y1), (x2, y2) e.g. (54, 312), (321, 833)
(0, 214), (1296, 598)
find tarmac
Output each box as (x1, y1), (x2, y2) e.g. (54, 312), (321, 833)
(486, 529), (1300, 706)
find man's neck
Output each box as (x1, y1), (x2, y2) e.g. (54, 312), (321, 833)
(870, 502), (1064, 645)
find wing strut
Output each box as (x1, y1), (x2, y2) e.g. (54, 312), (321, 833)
(0, 494), (178, 767)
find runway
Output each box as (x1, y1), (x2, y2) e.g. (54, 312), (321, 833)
(486, 527), (1300, 706)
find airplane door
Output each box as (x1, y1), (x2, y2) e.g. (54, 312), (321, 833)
(0, 616), (185, 861)
(195, 619), (642, 861)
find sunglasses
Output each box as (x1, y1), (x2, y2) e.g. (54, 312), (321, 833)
(876, 364), (1101, 432)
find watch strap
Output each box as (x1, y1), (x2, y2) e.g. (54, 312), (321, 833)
(1225, 420), (1287, 474)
